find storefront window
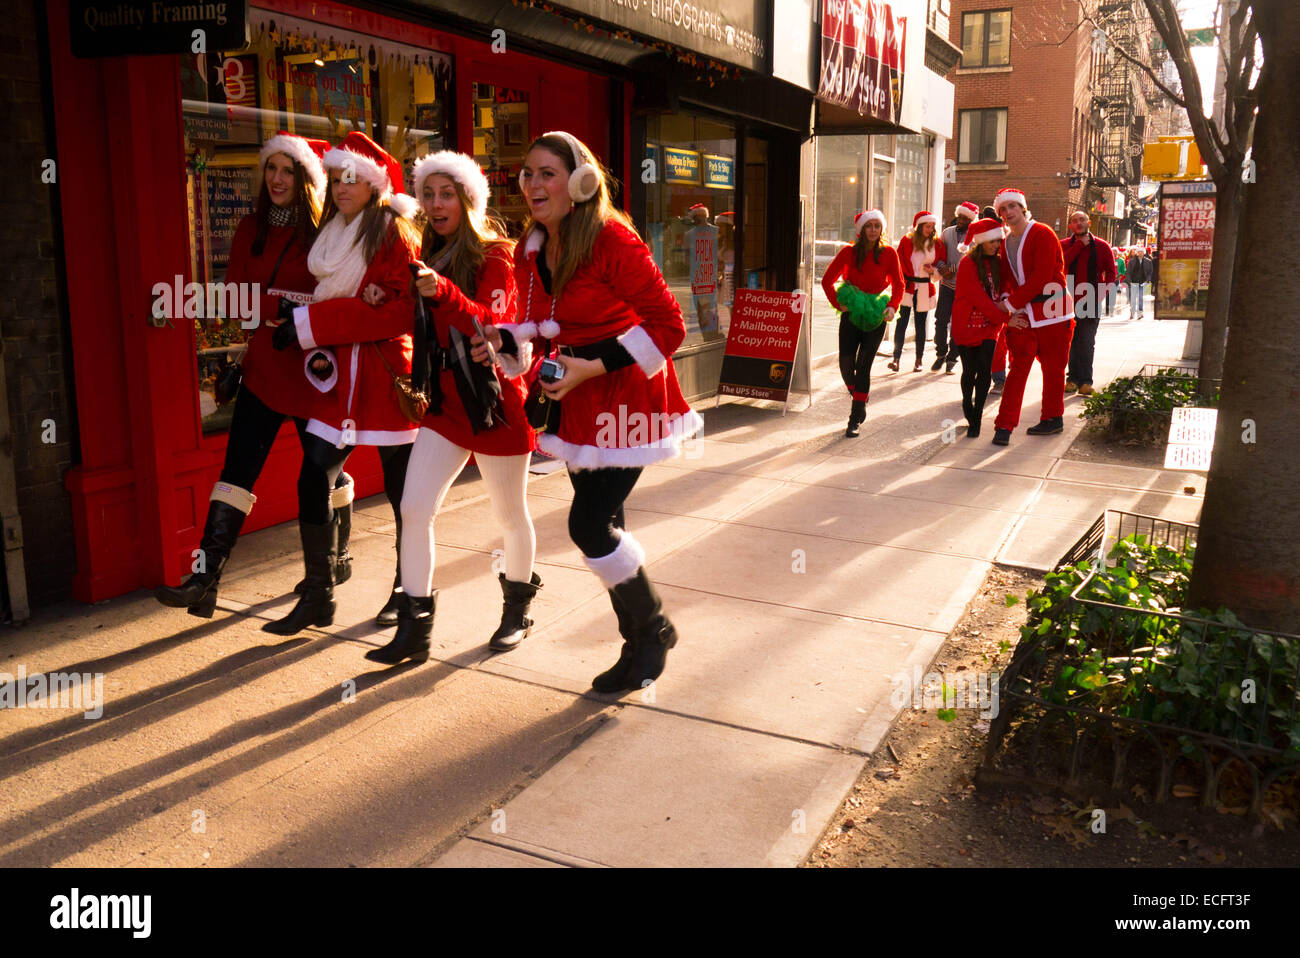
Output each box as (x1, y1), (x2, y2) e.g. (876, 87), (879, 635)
(742, 136), (772, 292)
(893, 133), (930, 236)
(472, 83), (531, 235)
(181, 9), (453, 433)
(644, 115), (736, 348)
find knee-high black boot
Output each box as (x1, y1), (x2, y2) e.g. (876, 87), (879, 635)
(155, 484), (253, 618)
(375, 515), (404, 626)
(294, 472), (353, 593)
(366, 592), (435, 664)
(488, 572), (543, 651)
(591, 569), (678, 693)
(263, 518), (336, 635)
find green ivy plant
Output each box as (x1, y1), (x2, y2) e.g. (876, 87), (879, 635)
(1080, 369), (1220, 444)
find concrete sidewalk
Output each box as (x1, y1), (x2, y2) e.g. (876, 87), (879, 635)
(0, 313), (1199, 868)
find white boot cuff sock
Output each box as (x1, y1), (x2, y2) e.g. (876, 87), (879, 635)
(583, 531), (646, 588)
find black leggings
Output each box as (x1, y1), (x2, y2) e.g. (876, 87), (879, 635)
(297, 428), (412, 525)
(837, 316), (887, 398)
(567, 466), (642, 557)
(893, 307), (929, 364)
(221, 385), (351, 502)
(957, 340), (997, 421)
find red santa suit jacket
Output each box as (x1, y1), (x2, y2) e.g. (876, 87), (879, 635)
(292, 222), (420, 446)
(820, 244), (906, 312)
(896, 234), (946, 309)
(999, 219), (1075, 328)
(225, 215), (319, 420)
(951, 254), (1011, 347)
(506, 220), (701, 470)
(420, 243), (535, 456)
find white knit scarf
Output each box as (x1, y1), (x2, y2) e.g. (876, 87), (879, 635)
(308, 213), (369, 302)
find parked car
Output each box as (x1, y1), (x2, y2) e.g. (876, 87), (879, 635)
(814, 239), (850, 275)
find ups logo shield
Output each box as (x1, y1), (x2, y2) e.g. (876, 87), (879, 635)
(769, 363), (788, 385)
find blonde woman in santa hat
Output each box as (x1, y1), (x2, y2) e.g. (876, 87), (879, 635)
(890, 211), (945, 372)
(951, 217), (1015, 438)
(156, 132), (332, 618)
(364, 151), (538, 666)
(820, 209), (905, 436)
(482, 130), (700, 694)
(263, 131), (424, 635)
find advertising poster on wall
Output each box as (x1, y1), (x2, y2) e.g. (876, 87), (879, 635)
(1156, 181), (1216, 321)
(817, 0), (907, 123)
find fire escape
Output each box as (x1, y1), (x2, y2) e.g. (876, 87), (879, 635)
(1091, 0), (1147, 202)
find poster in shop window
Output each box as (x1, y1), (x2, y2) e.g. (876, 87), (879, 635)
(818, 0), (907, 123)
(718, 289), (806, 407)
(1156, 181), (1215, 321)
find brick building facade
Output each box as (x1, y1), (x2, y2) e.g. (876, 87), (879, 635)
(0, 0), (78, 614)
(942, 0), (1106, 237)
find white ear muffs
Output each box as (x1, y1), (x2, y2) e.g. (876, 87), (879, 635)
(546, 130), (601, 203)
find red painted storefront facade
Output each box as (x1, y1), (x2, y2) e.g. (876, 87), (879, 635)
(47, 0), (631, 602)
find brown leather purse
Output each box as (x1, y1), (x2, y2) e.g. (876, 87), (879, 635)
(371, 343), (429, 424)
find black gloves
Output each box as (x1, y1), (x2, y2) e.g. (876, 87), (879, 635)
(272, 311), (299, 351)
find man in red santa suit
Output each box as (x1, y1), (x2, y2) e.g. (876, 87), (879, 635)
(990, 187), (1075, 446)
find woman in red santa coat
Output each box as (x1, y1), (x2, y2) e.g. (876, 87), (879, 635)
(156, 132), (336, 618)
(951, 217), (1015, 438)
(264, 131), (423, 635)
(364, 151), (540, 666)
(488, 131), (702, 694)
(820, 208), (905, 437)
(890, 211), (945, 372)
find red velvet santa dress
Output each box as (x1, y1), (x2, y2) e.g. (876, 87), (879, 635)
(505, 220), (702, 470)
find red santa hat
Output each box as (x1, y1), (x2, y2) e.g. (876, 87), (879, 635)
(912, 210), (939, 230)
(958, 217), (1009, 254)
(259, 132), (328, 196)
(854, 209), (886, 234)
(322, 131), (418, 219)
(993, 187), (1028, 213)
(411, 150), (489, 220)
(715, 211), (734, 226)
(954, 201), (979, 220)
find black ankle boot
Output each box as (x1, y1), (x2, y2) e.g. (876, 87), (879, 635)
(592, 569), (678, 693)
(488, 572), (542, 651)
(263, 519), (336, 635)
(845, 398), (867, 437)
(375, 517), (404, 626)
(155, 497), (248, 618)
(366, 593), (435, 664)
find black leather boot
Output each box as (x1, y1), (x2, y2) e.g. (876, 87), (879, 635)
(334, 498), (353, 585)
(590, 588), (639, 693)
(365, 592), (435, 665)
(263, 518), (336, 635)
(375, 516), (404, 626)
(488, 572), (543, 652)
(155, 495), (249, 618)
(845, 398), (867, 437)
(592, 569), (678, 693)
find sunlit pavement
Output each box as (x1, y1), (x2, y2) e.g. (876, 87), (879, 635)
(1, 303), (1195, 867)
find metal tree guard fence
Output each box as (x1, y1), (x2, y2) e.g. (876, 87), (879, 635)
(1098, 365), (1220, 445)
(982, 510), (1300, 819)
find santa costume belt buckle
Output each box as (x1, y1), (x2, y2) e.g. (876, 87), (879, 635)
(558, 343), (605, 361)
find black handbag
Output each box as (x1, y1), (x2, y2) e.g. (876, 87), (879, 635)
(216, 234), (295, 405)
(523, 339), (560, 433)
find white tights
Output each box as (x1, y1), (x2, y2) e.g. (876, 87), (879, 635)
(399, 427), (535, 597)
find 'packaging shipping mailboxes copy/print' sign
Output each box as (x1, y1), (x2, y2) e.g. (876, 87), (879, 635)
(718, 289), (805, 402)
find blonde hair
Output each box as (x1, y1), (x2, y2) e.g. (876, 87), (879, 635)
(908, 222), (937, 251)
(419, 175), (512, 299)
(523, 133), (636, 296)
(320, 172), (422, 264)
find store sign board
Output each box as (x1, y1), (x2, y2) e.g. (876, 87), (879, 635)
(703, 153), (734, 189)
(70, 0), (250, 57)
(1156, 181), (1215, 322)
(1164, 407), (1217, 471)
(817, 0), (906, 122)
(718, 289), (804, 402)
(551, 0), (768, 71)
(664, 148), (701, 185)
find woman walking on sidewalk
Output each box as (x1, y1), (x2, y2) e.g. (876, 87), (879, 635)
(951, 218), (1014, 438)
(263, 131), (423, 635)
(890, 211), (945, 372)
(503, 131), (701, 694)
(365, 151), (539, 666)
(821, 209), (905, 437)
(156, 132), (329, 618)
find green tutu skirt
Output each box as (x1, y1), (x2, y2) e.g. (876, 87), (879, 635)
(836, 282), (891, 331)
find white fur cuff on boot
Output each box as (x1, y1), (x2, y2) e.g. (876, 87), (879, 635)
(583, 531), (646, 588)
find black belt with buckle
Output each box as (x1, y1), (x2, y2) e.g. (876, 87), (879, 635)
(558, 343), (608, 360)
(905, 275), (929, 284)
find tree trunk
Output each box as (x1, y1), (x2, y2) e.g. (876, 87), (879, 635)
(1187, 0), (1300, 634)
(1195, 173), (1239, 395)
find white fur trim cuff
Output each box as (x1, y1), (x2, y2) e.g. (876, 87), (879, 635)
(537, 409), (704, 471)
(304, 348), (339, 393)
(330, 473), (355, 508)
(618, 325), (667, 377)
(293, 305), (316, 350)
(210, 481), (256, 514)
(583, 531), (646, 588)
(496, 337), (533, 379)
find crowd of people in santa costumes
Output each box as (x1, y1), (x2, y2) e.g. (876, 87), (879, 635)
(364, 150), (539, 666)
(931, 201), (980, 374)
(265, 130), (425, 636)
(492, 130), (703, 694)
(820, 209), (905, 437)
(155, 131), (362, 618)
(890, 211), (945, 372)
